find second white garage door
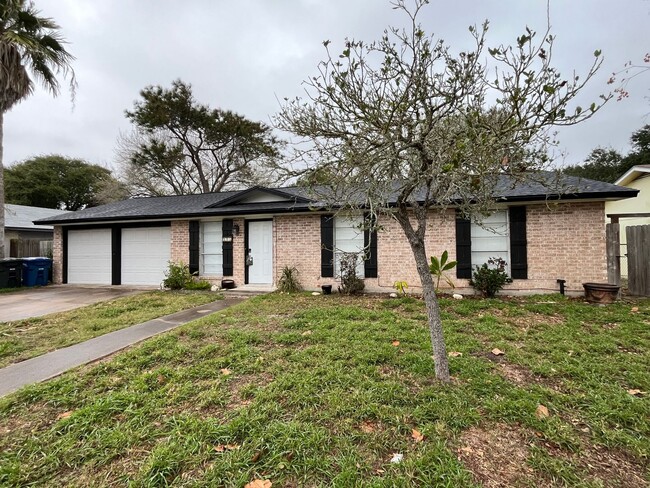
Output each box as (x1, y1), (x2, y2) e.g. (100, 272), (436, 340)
(121, 227), (171, 285)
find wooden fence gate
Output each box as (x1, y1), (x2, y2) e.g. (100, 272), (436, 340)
(626, 225), (650, 296)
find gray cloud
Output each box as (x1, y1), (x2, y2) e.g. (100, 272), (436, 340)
(4, 0), (650, 171)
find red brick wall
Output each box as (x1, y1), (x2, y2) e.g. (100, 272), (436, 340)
(524, 202), (606, 293)
(52, 226), (63, 284)
(369, 202), (607, 295)
(272, 202), (607, 295)
(274, 214), (323, 289)
(170, 220), (189, 265)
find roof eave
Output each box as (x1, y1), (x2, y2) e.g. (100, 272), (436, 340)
(614, 166), (650, 186)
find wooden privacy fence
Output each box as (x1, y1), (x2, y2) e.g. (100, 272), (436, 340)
(626, 225), (650, 296)
(8, 239), (53, 258)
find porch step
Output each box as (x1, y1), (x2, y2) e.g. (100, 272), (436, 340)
(220, 285), (275, 298)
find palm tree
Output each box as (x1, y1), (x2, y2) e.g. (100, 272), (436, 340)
(0, 0), (75, 257)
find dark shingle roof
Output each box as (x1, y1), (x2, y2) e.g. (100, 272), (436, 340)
(35, 172), (638, 225)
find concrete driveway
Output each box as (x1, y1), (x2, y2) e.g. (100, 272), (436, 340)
(0, 285), (155, 322)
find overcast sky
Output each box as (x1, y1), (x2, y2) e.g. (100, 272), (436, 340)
(4, 0), (650, 173)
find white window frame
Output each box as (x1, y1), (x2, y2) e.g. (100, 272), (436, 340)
(201, 221), (223, 276)
(470, 210), (510, 272)
(334, 215), (365, 279)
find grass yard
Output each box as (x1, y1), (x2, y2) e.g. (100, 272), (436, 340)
(0, 293), (648, 487)
(0, 291), (220, 368)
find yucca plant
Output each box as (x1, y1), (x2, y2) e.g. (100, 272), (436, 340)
(429, 250), (457, 292)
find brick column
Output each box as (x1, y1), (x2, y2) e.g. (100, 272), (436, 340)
(52, 226), (63, 284)
(170, 220), (190, 265)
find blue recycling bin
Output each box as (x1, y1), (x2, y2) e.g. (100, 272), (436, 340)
(21, 257), (52, 287)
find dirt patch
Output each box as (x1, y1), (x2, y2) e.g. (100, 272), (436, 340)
(496, 362), (565, 393)
(488, 308), (565, 329)
(544, 441), (650, 488)
(458, 423), (649, 488)
(226, 372), (274, 409)
(579, 445), (648, 488)
(457, 423), (537, 487)
(497, 362), (534, 386)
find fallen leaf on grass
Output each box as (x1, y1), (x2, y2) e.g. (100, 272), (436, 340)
(251, 451), (263, 463)
(535, 404), (550, 419)
(627, 389), (646, 397)
(245, 480), (272, 488)
(213, 444), (240, 452)
(220, 368), (232, 376)
(375, 468), (385, 474)
(491, 348), (505, 356)
(448, 351), (463, 357)
(391, 340), (400, 347)
(411, 429), (425, 442)
(301, 330), (312, 336)
(631, 307), (639, 313)
(56, 411), (73, 420)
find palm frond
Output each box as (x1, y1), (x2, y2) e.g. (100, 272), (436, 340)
(0, 0), (75, 110)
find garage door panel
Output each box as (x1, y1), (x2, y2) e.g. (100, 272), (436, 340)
(68, 229), (112, 284)
(121, 227), (170, 285)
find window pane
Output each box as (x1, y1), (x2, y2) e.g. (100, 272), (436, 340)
(202, 221), (223, 275)
(470, 210), (509, 270)
(334, 215), (365, 278)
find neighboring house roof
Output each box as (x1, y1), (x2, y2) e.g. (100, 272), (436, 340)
(614, 165), (650, 186)
(35, 171), (638, 225)
(4, 204), (71, 231)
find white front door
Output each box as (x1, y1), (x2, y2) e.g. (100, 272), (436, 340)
(248, 221), (273, 284)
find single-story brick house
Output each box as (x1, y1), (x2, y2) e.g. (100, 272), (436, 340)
(35, 172), (638, 295)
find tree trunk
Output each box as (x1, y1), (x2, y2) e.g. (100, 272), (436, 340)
(0, 111), (5, 258)
(396, 212), (451, 382)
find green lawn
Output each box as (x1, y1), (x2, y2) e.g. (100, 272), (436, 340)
(0, 293), (648, 487)
(0, 291), (221, 368)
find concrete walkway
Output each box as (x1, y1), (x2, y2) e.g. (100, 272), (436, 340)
(0, 297), (243, 397)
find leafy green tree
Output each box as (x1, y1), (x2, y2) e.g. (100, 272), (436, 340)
(276, 0), (608, 381)
(120, 80), (282, 196)
(563, 148), (627, 183)
(564, 125), (650, 183)
(625, 124), (650, 169)
(5, 155), (126, 210)
(0, 0), (75, 256)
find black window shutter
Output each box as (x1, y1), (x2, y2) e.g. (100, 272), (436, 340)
(222, 219), (233, 276)
(321, 214), (334, 278)
(456, 211), (472, 279)
(189, 221), (200, 275)
(509, 206), (528, 279)
(364, 213), (378, 278)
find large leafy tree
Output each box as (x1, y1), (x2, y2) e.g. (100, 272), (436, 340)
(277, 0), (608, 382)
(120, 80), (282, 196)
(564, 125), (650, 183)
(5, 155), (127, 210)
(563, 147), (627, 183)
(0, 0), (75, 256)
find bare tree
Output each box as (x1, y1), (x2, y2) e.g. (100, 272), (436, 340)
(276, 0), (609, 382)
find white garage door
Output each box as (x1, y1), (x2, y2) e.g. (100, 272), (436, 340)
(121, 227), (171, 285)
(68, 229), (112, 284)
